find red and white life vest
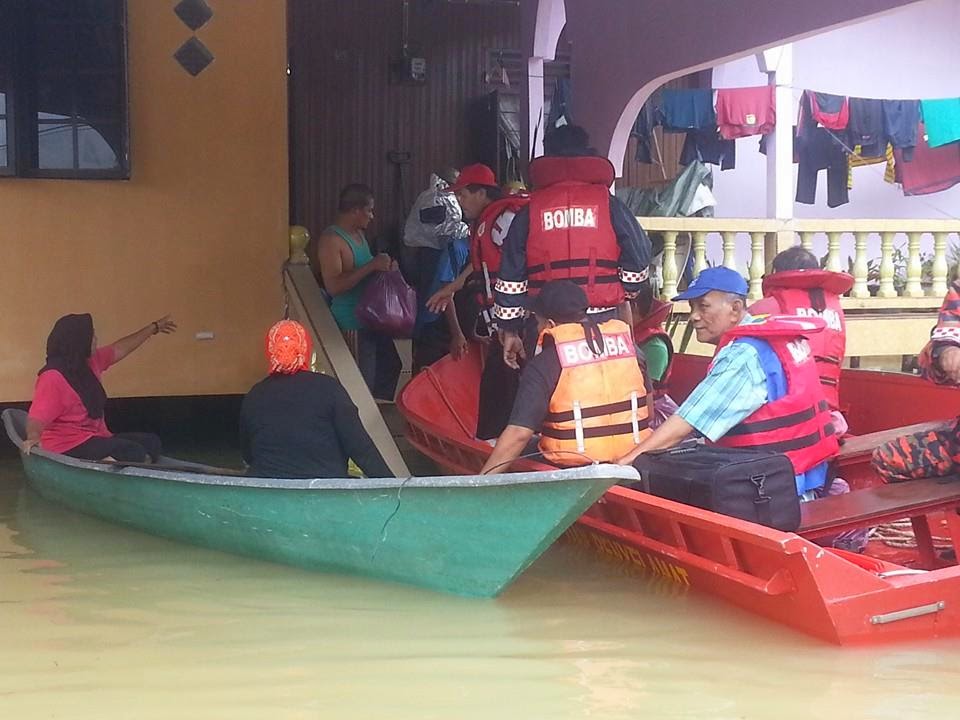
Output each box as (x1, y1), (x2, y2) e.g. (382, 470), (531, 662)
(471, 195), (529, 304)
(760, 270), (853, 412)
(713, 315), (840, 474)
(526, 156), (624, 309)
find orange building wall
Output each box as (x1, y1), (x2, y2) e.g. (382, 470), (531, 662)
(0, 0), (288, 401)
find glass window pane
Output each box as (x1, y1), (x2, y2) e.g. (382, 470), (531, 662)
(78, 0), (122, 25)
(34, 21), (77, 71)
(37, 75), (75, 118)
(33, 1), (77, 22)
(77, 25), (122, 70)
(37, 120), (75, 169)
(77, 74), (121, 121)
(77, 121), (119, 169)
(0, 119), (7, 166)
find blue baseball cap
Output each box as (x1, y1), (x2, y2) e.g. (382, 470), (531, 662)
(672, 266), (748, 301)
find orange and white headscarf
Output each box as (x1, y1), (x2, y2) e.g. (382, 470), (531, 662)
(266, 320), (312, 375)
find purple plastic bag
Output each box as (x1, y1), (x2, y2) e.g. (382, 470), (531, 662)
(356, 270), (417, 338)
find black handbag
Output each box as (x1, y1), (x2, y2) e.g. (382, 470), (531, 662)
(628, 441), (801, 531)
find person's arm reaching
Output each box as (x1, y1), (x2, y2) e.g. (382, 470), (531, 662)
(110, 316), (177, 363)
(617, 414), (695, 465)
(480, 425), (535, 474)
(426, 264), (472, 314)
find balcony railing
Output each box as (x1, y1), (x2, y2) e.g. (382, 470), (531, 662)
(638, 217), (960, 307)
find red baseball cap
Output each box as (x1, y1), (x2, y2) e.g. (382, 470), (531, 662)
(445, 163), (497, 192)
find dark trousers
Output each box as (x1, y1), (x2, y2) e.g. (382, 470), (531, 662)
(356, 329), (402, 402)
(476, 338), (520, 440)
(65, 432), (162, 463)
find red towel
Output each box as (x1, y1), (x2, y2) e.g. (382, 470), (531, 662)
(716, 85), (776, 139)
(895, 122), (960, 196)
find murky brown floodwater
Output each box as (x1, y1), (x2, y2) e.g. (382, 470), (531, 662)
(1, 453), (960, 720)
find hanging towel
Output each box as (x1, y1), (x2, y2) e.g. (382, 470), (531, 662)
(715, 85), (775, 139)
(847, 98), (884, 157)
(881, 99), (919, 160)
(661, 88), (715, 131)
(895, 122), (960, 196)
(920, 98), (960, 148)
(805, 91), (849, 130)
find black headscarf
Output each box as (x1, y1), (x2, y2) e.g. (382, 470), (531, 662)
(39, 313), (107, 419)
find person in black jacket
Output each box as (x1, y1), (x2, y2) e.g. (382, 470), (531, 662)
(239, 320), (393, 479)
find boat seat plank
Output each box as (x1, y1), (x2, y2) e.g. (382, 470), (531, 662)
(799, 475), (960, 535)
(837, 420), (952, 461)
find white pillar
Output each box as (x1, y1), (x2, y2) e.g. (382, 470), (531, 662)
(758, 45), (794, 234)
(528, 58), (546, 159)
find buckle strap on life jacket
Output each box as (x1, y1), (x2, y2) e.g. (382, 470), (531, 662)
(540, 420), (651, 441)
(528, 258), (620, 275)
(820, 376), (838, 387)
(731, 428), (830, 455)
(544, 396), (651, 424)
(528, 276), (622, 289)
(725, 400), (829, 437)
(815, 354), (842, 366)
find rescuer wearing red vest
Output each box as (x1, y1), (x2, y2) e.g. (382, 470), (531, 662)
(749, 246), (854, 433)
(480, 280), (652, 474)
(425, 164), (532, 440)
(494, 125), (653, 369)
(617, 267), (839, 497)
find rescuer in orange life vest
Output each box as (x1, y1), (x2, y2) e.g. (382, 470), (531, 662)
(425, 164), (532, 441)
(493, 125), (653, 368)
(617, 267), (839, 498)
(479, 280), (652, 474)
(749, 245), (854, 435)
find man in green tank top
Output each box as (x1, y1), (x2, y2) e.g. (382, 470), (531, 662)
(314, 184), (402, 401)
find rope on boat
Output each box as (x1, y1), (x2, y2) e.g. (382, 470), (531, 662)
(869, 520), (954, 550)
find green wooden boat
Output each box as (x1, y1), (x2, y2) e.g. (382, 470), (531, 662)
(3, 409), (637, 597)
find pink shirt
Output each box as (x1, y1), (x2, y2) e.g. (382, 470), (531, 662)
(28, 346), (117, 454)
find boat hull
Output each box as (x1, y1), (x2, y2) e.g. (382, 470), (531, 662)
(5, 410), (633, 598)
(398, 347), (960, 643)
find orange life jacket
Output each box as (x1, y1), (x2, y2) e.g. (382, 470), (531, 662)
(538, 319), (651, 466)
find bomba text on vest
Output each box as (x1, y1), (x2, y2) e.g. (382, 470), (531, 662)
(542, 206), (599, 231)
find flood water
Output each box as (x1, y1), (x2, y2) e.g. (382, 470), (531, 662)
(2, 451), (960, 719)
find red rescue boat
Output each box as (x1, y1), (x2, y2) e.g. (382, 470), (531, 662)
(398, 345), (960, 645)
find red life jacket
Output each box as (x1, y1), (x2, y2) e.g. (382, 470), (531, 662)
(526, 156), (623, 309)
(713, 315), (840, 475)
(471, 195), (530, 303)
(632, 298), (674, 390)
(760, 270), (853, 412)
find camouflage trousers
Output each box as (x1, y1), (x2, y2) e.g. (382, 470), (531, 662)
(872, 426), (960, 483)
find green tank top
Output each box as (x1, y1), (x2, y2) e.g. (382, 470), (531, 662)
(326, 225), (374, 331)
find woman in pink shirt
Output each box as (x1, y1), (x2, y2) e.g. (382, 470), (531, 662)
(24, 313), (177, 462)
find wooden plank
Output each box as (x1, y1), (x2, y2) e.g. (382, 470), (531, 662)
(799, 476), (960, 534)
(837, 420), (953, 460)
(284, 263), (410, 477)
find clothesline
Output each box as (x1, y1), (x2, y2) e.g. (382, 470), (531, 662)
(632, 86), (960, 217)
